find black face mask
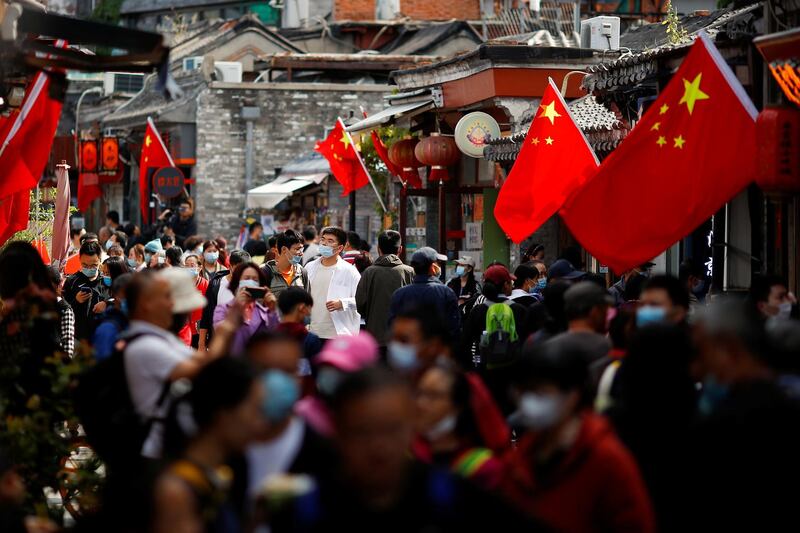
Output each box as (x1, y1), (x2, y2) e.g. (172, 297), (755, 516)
(170, 313), (189, 334)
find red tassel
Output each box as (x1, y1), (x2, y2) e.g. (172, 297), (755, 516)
(429, 166), (449, 183)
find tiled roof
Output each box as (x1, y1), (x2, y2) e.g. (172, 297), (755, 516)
(484, 94), (627, 161)
(582, 3), (761, 93)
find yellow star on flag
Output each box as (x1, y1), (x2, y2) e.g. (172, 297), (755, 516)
(144, 135), (152, 147)
(538, 101), (562, 125)
(531, 137), (539, 145)
(656, 136), (666, 147)
(651, 122), (661, 131)
(659, 104), (669, 115)
(673, 135), (686, 149)
(679, 73), (709, 114)
(340, 131), (351, 150)
(545, 136), (554, 145)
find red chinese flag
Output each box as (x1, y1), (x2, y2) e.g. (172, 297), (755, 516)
(561, 34), (758, 274)
(371, 130), (403, 177)
(139, 117), (175, 223)
(494, 79), (599, 243)
(77, 170), (102, 211)
(0, 70), (63, 200)
(0, 190), (31, 245)
(315, 118), (371, 195)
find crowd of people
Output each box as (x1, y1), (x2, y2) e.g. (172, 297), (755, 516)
(1, 218), (800, 533)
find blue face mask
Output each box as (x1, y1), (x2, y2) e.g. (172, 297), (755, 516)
(318, 244), (336, 258)
(455, 266), (466, 277)
(387, 341), (419, 372)
(144, 253), (153, 264)
(127, 258), (138, 268)
(636, 305), (667, 327)
(290, 254), (303, 265)
(81, 267), (98, 279)
(303, 314), (312, 326)
(204, 252), (219, 264)
(536, 278), (547, 290)
(261, 370), (300, 423)
(102, 276), (112, 287)
(120, 299), (129, 315)
(105, 240), (114, 251)
(316, 367), (344, 397)
(187, 268), (198, 277)
(698, 376), (729, 416)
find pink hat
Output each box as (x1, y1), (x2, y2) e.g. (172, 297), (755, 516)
(316, 333), (379, 372)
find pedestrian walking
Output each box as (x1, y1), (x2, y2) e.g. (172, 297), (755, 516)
(305, 226), (361, 339)
(261, 229), (310, 297)
(356, 230), (414, 349)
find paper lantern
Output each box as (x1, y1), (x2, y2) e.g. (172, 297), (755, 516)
(757, 107), (800, 194)
(415, 133), (460, 183)
(101, 137), (119, 172)
(388, 138), (422, 188)
(80, 140), (98, 172)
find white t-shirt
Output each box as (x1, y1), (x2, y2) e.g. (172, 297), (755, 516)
(309, 263), (337, 339)
(246, 417), (305, 503)
(216, 276), (234, 309)
(124, 320), (193, 457)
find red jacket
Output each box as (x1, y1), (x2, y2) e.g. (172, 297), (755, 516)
(501, 412), (655, 533)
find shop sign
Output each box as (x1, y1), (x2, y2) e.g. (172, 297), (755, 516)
(152, 167), (185, 198)
(406, 227), (426, 237)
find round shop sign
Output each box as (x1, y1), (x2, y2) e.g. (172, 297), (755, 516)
(454, 112), (501, 158)
(152, 167), (185, 198)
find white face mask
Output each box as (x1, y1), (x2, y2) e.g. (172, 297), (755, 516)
(516, 392), (564, 431)
(778, 302), (793, 320)
(425, 413), (457, 441)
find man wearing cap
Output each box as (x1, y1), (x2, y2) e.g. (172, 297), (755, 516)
(123, 270), (237, 459)
(446, 256), (481, 306)
(548, 259), (586, 284)
(389, 247), (460, 338)
(356, 230), (414, 350)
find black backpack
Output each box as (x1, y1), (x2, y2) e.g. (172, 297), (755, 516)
(74, 331), (169, 468)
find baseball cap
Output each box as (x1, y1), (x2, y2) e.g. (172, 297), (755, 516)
(144, 239), (163, 253)
(548, 259), (585, 281)
(158, 268), (207, 313)
(564, 281), (613, 309)
(410, 246), (447, 267)
(484, 264), (515, 285)
(455, 256), (476, 268)
(316, 333), (379, 372)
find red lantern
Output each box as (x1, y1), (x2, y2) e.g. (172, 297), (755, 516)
(757, 107), (800, 194)
(415, 133), (460, 183)
(101, 137), (119, 172)
(388, 138), (422, 188)
(80, 140), (98, 173)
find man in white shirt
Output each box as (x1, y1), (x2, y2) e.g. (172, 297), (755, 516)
(305, 226), (361, 338)
(123, 270), (237, 457)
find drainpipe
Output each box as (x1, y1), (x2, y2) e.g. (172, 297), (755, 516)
(241, 106), (261, 217)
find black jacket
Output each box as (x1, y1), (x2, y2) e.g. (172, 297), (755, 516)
(198, 270), (230, 335)
(166, 214), (197, 248)
(63, 272), (108, 341)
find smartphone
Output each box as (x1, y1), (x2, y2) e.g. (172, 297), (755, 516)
(245, 287), (267, 299)
(79, 286), (93, 294)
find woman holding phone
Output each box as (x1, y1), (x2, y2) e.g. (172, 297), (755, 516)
(212, 261), (278, 355)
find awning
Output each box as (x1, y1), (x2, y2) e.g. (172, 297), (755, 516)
(345, 99), (434, 133)
(246, 173), (327, 209)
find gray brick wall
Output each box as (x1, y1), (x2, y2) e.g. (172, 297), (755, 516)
(195, 82), (389, 242)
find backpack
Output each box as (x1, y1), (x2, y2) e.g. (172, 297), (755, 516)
(479, 303), (521, 369)
(74, 331), (170, 468)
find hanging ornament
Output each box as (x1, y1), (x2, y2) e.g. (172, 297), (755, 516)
(415, 133), (460, 183)
(388, 137), (423, 188)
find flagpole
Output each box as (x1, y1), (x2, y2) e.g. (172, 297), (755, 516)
(147, 116), (176, 167)
(341, 118), (387, 213)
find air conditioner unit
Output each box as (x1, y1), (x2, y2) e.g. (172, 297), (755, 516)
(580, 16), (620, 50)
(214, 61), (243, 83)
(183, 56), (204, 71)
(103, 72), (145, 96)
